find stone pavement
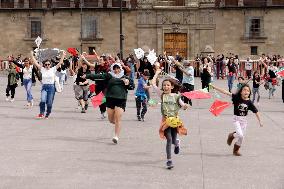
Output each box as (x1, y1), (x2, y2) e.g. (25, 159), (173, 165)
(0, 75), (283, 189)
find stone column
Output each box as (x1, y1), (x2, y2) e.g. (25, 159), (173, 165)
(14, 0), (18, 8)
(98, 0), (103, 7)
(70, 0), (75, 8)
(24, 0), (29, 8)
(238, 0), (244, 7)
(52, 0), (57, 7)
(107, 0), (112, 8)
(42, 0), (47, 8)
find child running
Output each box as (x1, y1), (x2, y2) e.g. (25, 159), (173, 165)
(252, 71), (261, 105)
(210, 83), (263, 156)
(135, 70), (151, 121)
(152, 68), (189, 169)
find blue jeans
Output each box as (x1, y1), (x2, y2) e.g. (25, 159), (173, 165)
(23, 79), (33, 102)
(40, 84), (55, 116)
(227, 75), (235, 92)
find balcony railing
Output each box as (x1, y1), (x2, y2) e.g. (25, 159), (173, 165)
(0, 0), (138, 9)
(216, 0), (284, 7)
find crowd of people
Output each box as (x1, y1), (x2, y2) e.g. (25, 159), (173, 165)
(1, 49), (284, 169)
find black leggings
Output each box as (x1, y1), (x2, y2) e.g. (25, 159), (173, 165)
(6, 84), (17, 98)
(182, 83), (194, 105)
(135, 96), (147, 118)
(164, 127), (178, 160)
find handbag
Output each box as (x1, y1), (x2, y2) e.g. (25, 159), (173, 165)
(54, 75), (62, 93)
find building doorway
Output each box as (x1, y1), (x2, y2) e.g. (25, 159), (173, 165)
(164, 33), (187, 58)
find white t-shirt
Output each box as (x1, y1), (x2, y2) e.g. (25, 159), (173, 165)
(182, 66), (195, 85)
(41, 67), (57, 84)
(23, 65), (33, 80)
(245, 61), (253, 70)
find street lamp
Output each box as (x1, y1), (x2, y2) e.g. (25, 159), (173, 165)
(80, 1), (83, 54)
(120, 0), (124, 60)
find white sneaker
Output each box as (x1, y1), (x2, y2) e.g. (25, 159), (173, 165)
(5, 97), (9, 101)
(10, 98), (14, 102)
(112, 136), (118, 144)
(101, 113), (106, 119)
(30, 100), (34, 107)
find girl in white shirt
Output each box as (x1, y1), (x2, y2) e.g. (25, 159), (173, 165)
(30, 51), (66, 119)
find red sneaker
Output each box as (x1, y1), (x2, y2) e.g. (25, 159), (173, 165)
(36, 114), (44, 119)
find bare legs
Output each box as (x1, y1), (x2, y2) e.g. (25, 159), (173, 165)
(107, 107), (123, 141)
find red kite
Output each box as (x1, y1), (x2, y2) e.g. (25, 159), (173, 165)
(209, 99), (231, 116)
(277, 70), (284, 77)
(67, 48), (78, 56)
(89, 83), (96, 93)
(91, 92), (104, 108)
(182, 90), (211, 99)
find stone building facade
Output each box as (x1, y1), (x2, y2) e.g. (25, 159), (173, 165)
(0, 0), (284, 59)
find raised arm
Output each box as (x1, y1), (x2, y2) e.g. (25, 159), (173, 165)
(30, 51), (42, 70)
(210, 84), (232, 96)
(55, 51), (67, 69)
(81, 54), (96, 68)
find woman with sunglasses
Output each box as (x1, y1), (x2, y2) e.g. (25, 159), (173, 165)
(30, 50), (66, 119)
(12, 57), (41, 107)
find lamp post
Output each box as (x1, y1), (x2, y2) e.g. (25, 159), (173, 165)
(120, 0), (124, 60)
(80, 0), (83, 54)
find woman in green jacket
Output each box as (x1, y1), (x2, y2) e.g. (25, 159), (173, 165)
(6, 60), (18, 102)
(84, 63), (130, 144)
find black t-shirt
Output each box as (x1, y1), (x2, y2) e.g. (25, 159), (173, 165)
(75, 68), (91, 86)
(268, 69), (277, 79)
(253, 77), (260, 88)
(227, 63), (237, 73)
(232, 94), (258, 116)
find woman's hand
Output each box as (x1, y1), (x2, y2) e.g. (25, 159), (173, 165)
(81, 74), (86, 79)
(121, 78), (129, 85)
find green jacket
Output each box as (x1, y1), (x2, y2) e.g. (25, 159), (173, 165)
(7, 67), (18, 86)
(86, 73), (129, 99)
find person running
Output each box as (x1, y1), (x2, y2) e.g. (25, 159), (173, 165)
(173, 60), (194, 106)
(252, 71), (261, 105)
(152, 68), (189, 169)
(84, 63), (130, 144)
(5, 59), (19, 102)
(12, 57), (41, 107)
(226, 57), (237, 93)
(30, 50), (66, 119)
(210, 83), (263, 156)
(135, 70), (151, 121)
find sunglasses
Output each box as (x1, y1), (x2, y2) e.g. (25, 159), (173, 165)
(44, 64), (51, 66)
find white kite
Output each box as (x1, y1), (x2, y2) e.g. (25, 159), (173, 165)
(146, 49), (157, 65)
(34, 36), (42, 48)
(134, 48), (145, 59)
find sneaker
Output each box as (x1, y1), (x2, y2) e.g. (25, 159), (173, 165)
(174, 139), (180, 154)
(30, 100), (34, 107)
(44, 116), (49, 119)
(101, 113), (106, 119)
(10, 98), (14, 102)
(137, 115), (141, 121)
(81, 108), (86, 113)
(36, 114), (44, 119)
(5, 97), (9, 101)
(112, 136), (118, 144)
(166, 160), (174, 169)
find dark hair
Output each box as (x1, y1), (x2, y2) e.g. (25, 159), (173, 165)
(42, 59), (51, 65)
(161, 78), (182, 94)
(253, 71), (259, 78)
(235, 84), (251, 99)
(113, 64), (120, 70)
(142, 70), (150, 77)
(238, 76), (244, 80)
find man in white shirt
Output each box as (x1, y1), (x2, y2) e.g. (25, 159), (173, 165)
(174, 60), (194, 106)
(245, 57), (253, 79)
